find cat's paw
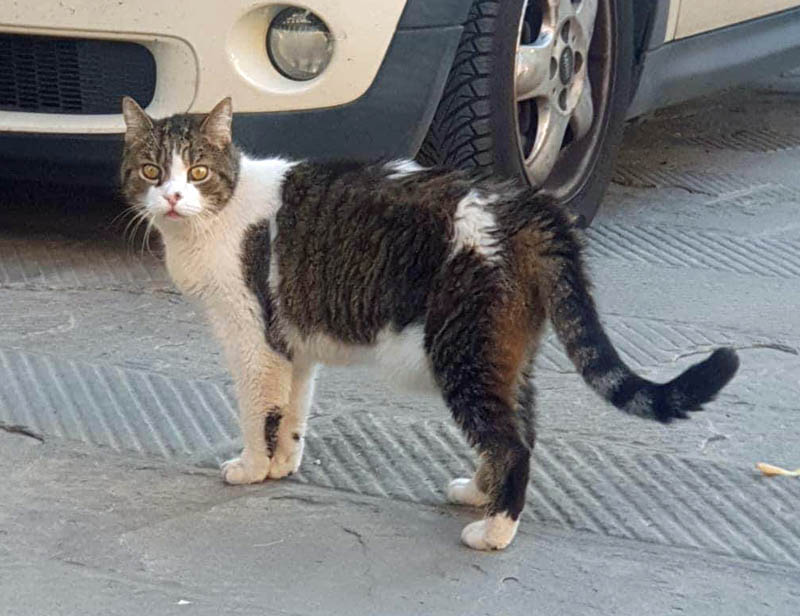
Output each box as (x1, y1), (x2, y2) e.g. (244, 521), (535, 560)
(460, 513), (519, 551)
(221, 454), (270, 485)
(268, 438), (304, 479)
(446, 477), (490, 506)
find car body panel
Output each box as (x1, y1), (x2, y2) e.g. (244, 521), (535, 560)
(397, 0), (473, 28)
(0, 0), (409, 134)
(629, 5), (800, 117)
(664, 0), (681, 42)
(675, 0), (799, 39)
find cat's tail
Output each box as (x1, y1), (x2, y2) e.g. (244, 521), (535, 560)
(536, 218), (739, 422)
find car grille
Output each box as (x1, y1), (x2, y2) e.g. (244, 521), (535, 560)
(0, 33), (156, 114)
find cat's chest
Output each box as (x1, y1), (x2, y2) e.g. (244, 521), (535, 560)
(164, 236), (244, 300)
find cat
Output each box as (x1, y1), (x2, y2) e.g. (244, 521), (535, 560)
(120, 96), (740, 551)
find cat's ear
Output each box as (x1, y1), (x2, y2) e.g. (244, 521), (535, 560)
(200, 97), (233, 148)
(121, 97), (153, 143)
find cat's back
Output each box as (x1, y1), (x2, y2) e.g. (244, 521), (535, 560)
(268, 160), (552, 347)
(275, 159), (536, 241)
(270, 161), (457, 341)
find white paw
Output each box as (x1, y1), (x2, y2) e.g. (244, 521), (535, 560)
(269, 439), (304, 479)
(460, 513), (520, 551)
(447, 477), (490, 506)
(221, 454), (269, 485)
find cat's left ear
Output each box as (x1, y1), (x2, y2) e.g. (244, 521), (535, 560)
(121, 96), (153, 144)
(200, 97), (233, 148)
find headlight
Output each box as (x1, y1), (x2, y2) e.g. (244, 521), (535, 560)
(267, 7), (334, 81)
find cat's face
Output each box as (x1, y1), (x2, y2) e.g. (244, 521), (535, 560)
(120, 97), (240, 225)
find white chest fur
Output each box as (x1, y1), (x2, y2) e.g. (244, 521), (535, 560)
(156, 156), (295, 372)
(158, 156), (293, 303)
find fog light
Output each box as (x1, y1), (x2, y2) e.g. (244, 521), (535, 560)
(267, 7), (334, 81)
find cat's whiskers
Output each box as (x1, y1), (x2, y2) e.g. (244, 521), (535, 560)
(123, 209), (150, 250)
(140, 215), (159, 258)
(115, 207), (145, 242)
(108, 205), (140, 231)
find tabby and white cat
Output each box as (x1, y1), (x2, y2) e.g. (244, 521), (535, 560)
(120, 97), (739, 551)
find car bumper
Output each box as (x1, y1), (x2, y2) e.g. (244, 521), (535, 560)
(0, 24), (462, 184)
(1, 0), (413, 129)
(0, 0), (475, 183)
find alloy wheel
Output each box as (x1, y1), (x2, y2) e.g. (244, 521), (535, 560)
(514, 0), (599, 186)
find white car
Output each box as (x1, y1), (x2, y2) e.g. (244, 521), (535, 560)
(2, 1), (800, 222)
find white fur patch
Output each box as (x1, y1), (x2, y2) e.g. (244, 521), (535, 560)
(590, 367), (627, 397)
(385, 159), (426, 179)
(451, 190), (500, 261)
(287, 325), (435, 393)
(374, 326), (436, 391)
(447, 477), (490, 507)
(221, 453), (269, 484)
(286, 330), (356, 365)
(268, 217), (281, 298)
(267, 445), (303, 479)
(625, 389), (653, 417)
(461, 513), (520, 551)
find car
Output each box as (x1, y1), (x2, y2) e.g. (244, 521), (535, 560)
(2, 1), (800, 223)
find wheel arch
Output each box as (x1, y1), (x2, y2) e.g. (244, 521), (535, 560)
(631, 0), (666, 101)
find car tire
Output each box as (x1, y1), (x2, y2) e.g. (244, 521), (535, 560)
(417, 0), (634, 225)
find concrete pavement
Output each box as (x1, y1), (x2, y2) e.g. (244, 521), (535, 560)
(2, 74), (800, 614)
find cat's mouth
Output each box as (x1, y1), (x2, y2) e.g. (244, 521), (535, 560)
(165, 210), (184, 220)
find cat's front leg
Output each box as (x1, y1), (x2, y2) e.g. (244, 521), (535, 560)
(220, 332), (293, 485)
(268, 360), (317, 479)
(221, 450), (270, 484)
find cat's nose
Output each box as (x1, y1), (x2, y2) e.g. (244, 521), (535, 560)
(164, 192), (182, 207)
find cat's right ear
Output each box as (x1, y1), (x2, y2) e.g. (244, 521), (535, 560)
(121, 96), (153, 144)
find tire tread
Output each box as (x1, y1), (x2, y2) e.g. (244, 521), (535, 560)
(417, 0), (500, 169)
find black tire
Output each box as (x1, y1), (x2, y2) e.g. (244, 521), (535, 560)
(417, 0), (634, 225)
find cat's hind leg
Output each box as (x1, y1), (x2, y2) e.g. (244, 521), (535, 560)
(445, 389), (530, 551)
(268, 360), (317, 479)
(428, 272), (537, 551)
(447, 376), (536, 512)
(447, 368), (537, 510)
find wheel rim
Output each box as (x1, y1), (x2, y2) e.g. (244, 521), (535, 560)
(514, 0), (605, 190)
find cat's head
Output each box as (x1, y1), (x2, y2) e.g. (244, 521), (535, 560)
(120, 97), (240, 224)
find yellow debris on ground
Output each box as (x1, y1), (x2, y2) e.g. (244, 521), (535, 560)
(756, 463), (800, 477)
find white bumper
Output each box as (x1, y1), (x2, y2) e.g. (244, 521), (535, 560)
(0, 0), (408, 133)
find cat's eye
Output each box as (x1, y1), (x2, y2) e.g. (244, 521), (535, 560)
(141, 164), (160, 181)
(189, 166), (209, 182)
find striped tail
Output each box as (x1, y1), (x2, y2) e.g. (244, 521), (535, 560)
(539, 224), (739, 422)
